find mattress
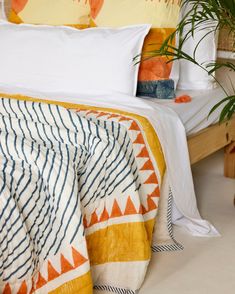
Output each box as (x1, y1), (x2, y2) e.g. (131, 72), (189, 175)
(140, 87), (226, 135)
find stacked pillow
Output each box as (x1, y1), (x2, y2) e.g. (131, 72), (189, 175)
(178, 3), (218, 90)
(89, 0), (181, 99)
(3, 0), (219, 97)
(5, 0), (181, 99)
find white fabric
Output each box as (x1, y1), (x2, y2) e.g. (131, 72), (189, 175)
(178, 4), (218, 90)
(170, 59), (180, 90)
(141, 87), (226, 135)
(170, 33), (180, 89)
(0, 0), (6, 20)
(0, 22), (150, 96)
(138, 88), (225, 235)
(0, 84), (219, 237)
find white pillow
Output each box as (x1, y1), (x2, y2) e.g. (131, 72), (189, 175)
(178, 5), (218, 90)
(0, 22), (150, 96)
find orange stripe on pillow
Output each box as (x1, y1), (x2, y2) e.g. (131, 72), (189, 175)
(89, 0), (104, 19)
(12, 0), (28, 14)
(138, 57), (173, 81)
(142, 28), (175, 53)
(139, 28), (176, 81)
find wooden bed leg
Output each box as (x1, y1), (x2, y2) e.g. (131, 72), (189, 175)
(224, 142), (235, 179)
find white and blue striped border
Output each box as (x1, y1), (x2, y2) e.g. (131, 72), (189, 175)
(151, 189), (184, 252)
(94, 285), (137, 294)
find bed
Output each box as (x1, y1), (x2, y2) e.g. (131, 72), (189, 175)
(0, 86), (220, 293)
(143, 88), (235, 178)
(180, 89), (235, 179)
(0, 4), (231, 294)
(188, 116), (235, 178)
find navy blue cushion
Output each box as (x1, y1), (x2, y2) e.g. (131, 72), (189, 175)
(137, 79), (175, 99)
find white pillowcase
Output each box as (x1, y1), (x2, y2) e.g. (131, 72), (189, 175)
(178, 5), (218, 90)
(0, 22), (150, 96)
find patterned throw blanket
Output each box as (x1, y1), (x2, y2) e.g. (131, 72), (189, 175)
(0, 97), (165, 294)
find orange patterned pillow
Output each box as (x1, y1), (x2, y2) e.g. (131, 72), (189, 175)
(8, 0), (90, 27)
(89, 0), (181, 97)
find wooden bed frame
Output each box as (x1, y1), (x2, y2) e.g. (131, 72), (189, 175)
(187, 116), (235, 179)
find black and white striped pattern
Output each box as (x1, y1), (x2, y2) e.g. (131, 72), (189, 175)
(0, 97), (138, 283)
(152, 189), (183, 252)
(94, 285), (137, 294)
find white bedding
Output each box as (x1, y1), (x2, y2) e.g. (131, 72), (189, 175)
(141, 87), (226, 135)
(0, 85), (219, 237)
(0, 22), (150, 97)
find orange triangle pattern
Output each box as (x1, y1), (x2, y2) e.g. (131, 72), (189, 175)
(118, 116), (131, 122)
(61, 254), (74, 274)
(144, 172), (158, 184)
(89, 211), (99, 226)
(149, 186), (160, 198)
(137, 147), (149, 158)
(133, 133), (145, 144)
(17, 281), (27, 294)
(124, 196), (137, 215)
(99, 207), (109, 222)
(129, 121), (140, 131)
(86, 110), (98, 115)
(85, 192), (160, 226)
(139, 204), (148, 215)
(147, 197), (157, 211)
(108, 114), (119, 119)
(3, 246), (88, 292)
(29, 278), (35, 294)
(87, 198), (138, 227)
(48, 261), (60, 281)
(36, 272), (47, 289)
(72, 247), (87, 268)
(138, 198), (158, 215)
(110, 199), (123, 218)
(97, 112), (108, 118)
(140, 159), (154, 171)
(3, 283), (11, 294)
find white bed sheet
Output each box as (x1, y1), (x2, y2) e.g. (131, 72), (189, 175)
(140, 87), (226, 135)
(0, 84), (219, 237)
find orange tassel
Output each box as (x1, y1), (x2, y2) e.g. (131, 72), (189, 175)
(175, 95), (192, 103)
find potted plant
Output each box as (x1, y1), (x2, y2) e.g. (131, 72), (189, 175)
(143, 0), (235, 122)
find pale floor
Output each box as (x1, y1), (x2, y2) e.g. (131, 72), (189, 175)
(95, 151), (235, 294)
(140, 150), (235, 294)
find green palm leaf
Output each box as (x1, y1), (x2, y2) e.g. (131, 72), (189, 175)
(142, 0), (235, 122)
